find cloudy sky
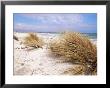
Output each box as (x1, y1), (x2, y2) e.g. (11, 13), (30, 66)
(14, 13), (97, 33)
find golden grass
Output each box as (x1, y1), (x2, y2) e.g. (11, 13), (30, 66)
(49, 32), (97, 75)
(23, 33), (44, 48)
(63, 65), (86, 75)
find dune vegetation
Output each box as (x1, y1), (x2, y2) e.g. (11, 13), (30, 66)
(49, 32), (97, 75)
(23, 33), (44, 49)
(14, 35), (19, 41)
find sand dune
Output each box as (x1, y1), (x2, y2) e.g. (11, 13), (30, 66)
(14, 33), (96, 75)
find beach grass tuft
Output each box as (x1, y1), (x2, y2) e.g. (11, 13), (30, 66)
(49, 32), (97, 75)
(23, 33), (44, 48)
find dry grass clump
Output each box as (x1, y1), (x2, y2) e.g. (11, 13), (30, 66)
(14, 35), (19, 41)
(49, 32), (97, 75)
(23, 33), (44, 48)
(63, 65), (86, 75)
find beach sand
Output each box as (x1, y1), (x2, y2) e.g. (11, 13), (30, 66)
(14, 33), (96, 75)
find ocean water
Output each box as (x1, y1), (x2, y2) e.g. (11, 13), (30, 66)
(38, 32), (97, 45)
(82, 33), (97, 43)
(39, 32), (96, 39)
(82, 33), (96, 39)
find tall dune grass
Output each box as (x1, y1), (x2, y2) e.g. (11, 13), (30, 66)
(23, 33), (44, 48)
(49, 32), (97, 75)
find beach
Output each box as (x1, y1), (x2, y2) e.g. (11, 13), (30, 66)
(14, 32), (97, 75)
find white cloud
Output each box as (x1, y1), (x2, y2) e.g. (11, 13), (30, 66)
(14, 23), (61, 32)
(14, 13), (96, 33)
(15, 23), (48, 30)
(21, 13), (84, 25)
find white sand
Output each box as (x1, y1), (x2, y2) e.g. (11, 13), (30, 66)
(14, 33), (96, 75)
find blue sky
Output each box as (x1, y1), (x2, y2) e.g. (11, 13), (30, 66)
(14, 13), (97, 33)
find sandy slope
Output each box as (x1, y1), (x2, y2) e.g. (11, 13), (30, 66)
(14, 33), (96, 75)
